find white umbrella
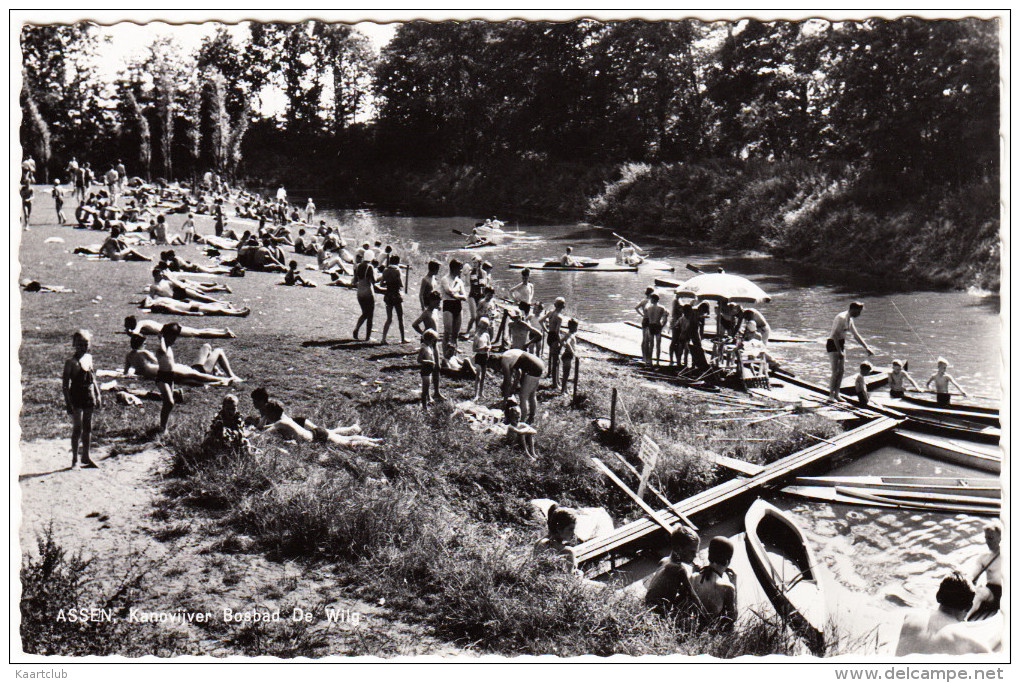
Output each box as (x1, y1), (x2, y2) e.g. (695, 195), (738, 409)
(677, 273), (771, 304)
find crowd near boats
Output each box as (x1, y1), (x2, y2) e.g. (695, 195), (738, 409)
(19, 154), (1003, 657)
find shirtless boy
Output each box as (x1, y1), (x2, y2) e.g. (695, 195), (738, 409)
(693, 537), (738, 630)
(887, 359), (921, 398)
(927, 357), (967, 406)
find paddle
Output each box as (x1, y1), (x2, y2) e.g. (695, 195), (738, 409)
(611, 232), (647, 255)
(686, 263), (705, 274)
(452, 229), (469, 237)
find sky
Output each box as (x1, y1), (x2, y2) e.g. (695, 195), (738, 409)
(93, 21), (398, 81)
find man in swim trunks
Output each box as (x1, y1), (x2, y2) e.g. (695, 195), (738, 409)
(541, 297), (566, 389)
(440, 259), (467, 357)
(419, 260), (441, 310)
(509, 268), (535, 305)
(472, 317), (492, 401)
(635, 287), (655, 366)
(559, 318), (579, 394)
(500, 348), (546, 423)
(827, 301), (875, 401)
(645, 292), (668, 367)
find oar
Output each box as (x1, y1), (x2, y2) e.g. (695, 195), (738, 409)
(686, 263), (705, 274)
(611, 232), (647, 255)
(452, 228), (469, 237)
(591, 457), (674, 534)
(608, 451), (698, 531)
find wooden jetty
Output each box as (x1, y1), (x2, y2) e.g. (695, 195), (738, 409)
(575, 416), (898, 572)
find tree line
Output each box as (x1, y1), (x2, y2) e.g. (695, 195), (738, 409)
(21, 17), (998, 194)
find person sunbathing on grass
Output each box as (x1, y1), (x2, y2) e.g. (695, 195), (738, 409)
(159, 249), (231, 275)
(123, 333), (233, 386)
(533, 503), (579, 569)
(71, 225), (151, 261)
(140, 295), (250, 318)
(124, 316), (232, 339)
(249, 387), (381, 447)
(148, 267), (225, 305)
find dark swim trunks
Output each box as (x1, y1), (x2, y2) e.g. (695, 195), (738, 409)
(156, 369), (175, 389)
(890, 389), (905, 398)
(516, 353), (546, 378)
(443, 300), (462, 315)
(936, 393), (951, 406)
(825, 338), (846, 354)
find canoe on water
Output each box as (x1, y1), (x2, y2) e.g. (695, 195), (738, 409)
(871, 396), (999, 427)
(893, 429), (1001, 473)
(509, 258), (639, 272)
(744, 499), (827, 655)
(792, 475), (1000, 499)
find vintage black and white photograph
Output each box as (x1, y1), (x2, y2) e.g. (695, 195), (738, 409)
(11, 9), (1006, 664)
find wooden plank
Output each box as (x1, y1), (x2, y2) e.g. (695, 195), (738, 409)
(708, 452), (766, 477)
(608, 450), (699, 531)
(575, 416), (898, 569)
(591, 458), (673, 533)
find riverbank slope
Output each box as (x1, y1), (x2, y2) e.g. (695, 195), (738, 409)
(355, 158), (999, 291)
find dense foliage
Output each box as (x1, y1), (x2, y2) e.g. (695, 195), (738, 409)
(20, 17), (1000, 286)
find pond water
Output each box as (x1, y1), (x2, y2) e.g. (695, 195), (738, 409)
(322, 209), (1003, 401)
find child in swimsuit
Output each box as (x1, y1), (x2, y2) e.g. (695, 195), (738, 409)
(646, 293), (668, 367)
(419, 329), (443, 409)
(62, 330), (101, 468)
(887, 359), (921, 398)
(472, 317), (492, 401)
(284, 260), (316, 287)
(927, 357), (967, 406)
(156, 323), (181, 432)
(52, 181), (66, 224)
(542, 297), (566, 389)
(853, 361), (873, 406)
(559, 319), (579, 395)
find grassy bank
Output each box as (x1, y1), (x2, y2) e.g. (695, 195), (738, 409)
(367, 157), (1000, 290)
(19, 188), (844, 656)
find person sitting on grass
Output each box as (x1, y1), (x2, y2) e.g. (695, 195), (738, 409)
(160, 249), (230, 275)
(643, 524), (707, 627)
(693, 536), (738, 631)
(202, 394), (252, 458)
(124, 332), (231, 387)
(926, 357), (968, 406)
(503, 396), (537, 459)
(284, 260), (316, 287)
(533, 503), (578, 568)
(62, 329), (101, 469)
(249, 387), (380, 447)
(418, 329), (444, 409)
(191, 342), (243, 382)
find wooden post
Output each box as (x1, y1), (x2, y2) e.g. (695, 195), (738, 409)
(610, 387), (618, 432)
(404, 265), (410, 293)
(572, 357), (580, 401)
(495, 309), (509, 346)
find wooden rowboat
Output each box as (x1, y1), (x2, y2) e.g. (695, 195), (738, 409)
(893, 429), (1001, 473)
(872, 396), (999, 427)
(793, 475), (1000, 499)
(781, 486), (1000, 516)
(834, 487), (1000, 516)
(744, 499), (826, 654)
(509, 258), (638, 272)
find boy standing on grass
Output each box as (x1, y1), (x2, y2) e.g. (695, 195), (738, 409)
(418, 329), (444, 408)
(472, 317), (492, 401)
(62, 330), (101, 469)
(52, 180), (66, 224)
(542, 297), (566, 389)
(927, 357), (968, 406)
(156, 323), (182, 433)
(559, 319), (579, 395)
